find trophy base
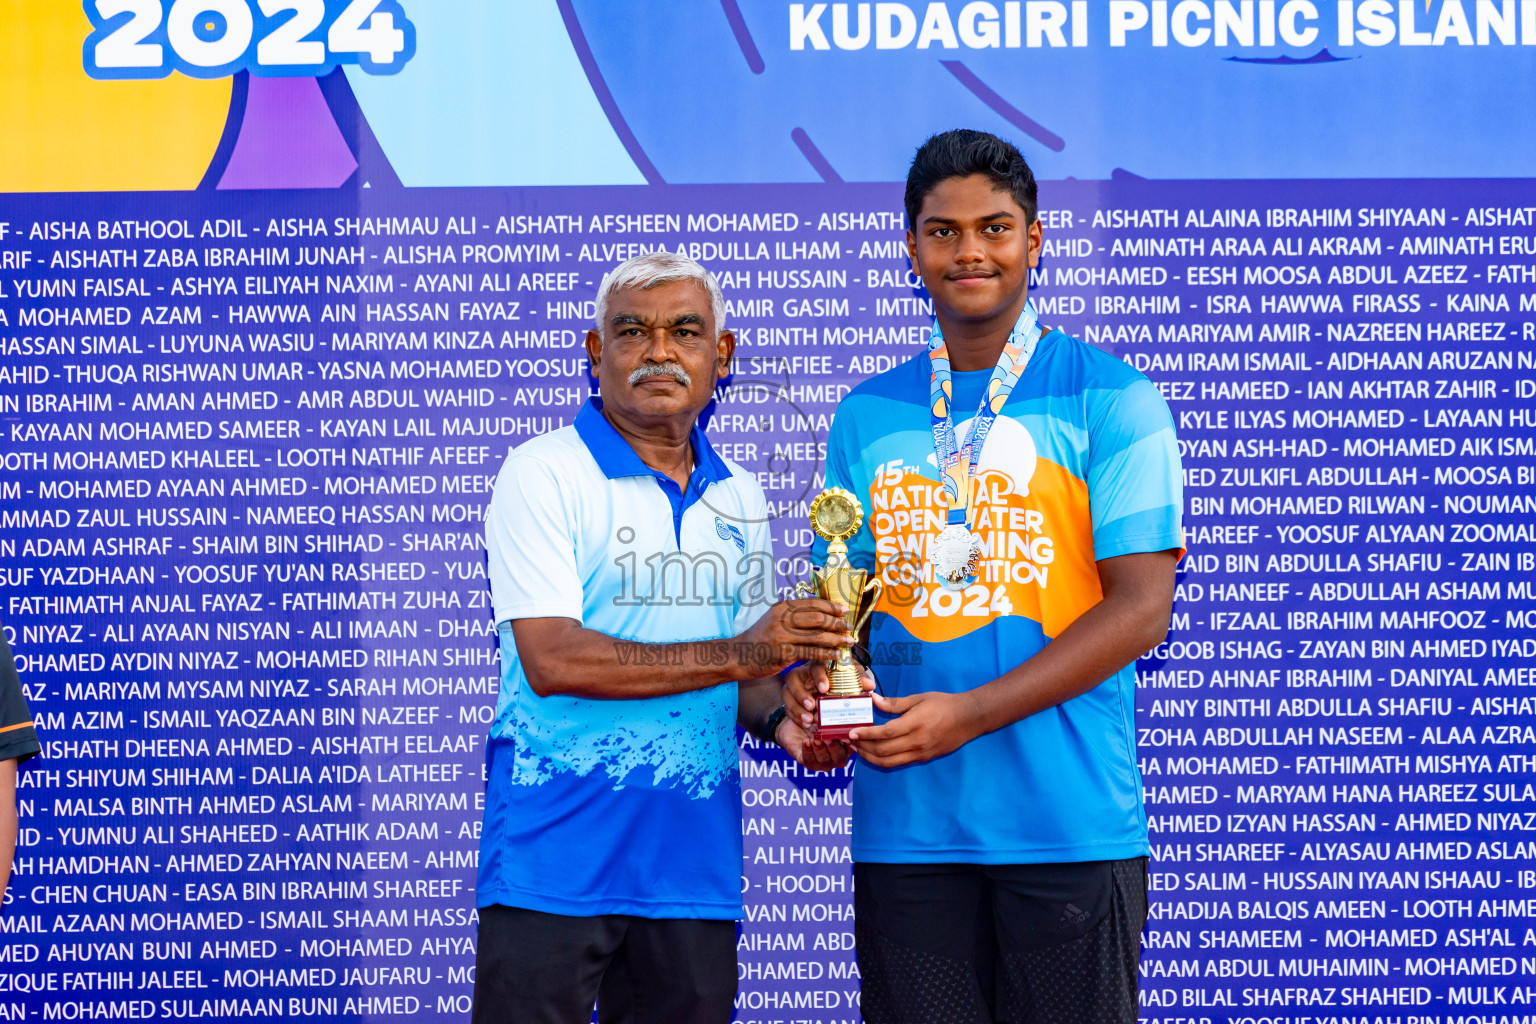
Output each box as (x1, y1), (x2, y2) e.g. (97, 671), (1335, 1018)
(815, 694), (874, 742)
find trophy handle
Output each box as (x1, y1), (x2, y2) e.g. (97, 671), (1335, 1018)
(851, 577), (883, 637)
(794, 581), (815, 599)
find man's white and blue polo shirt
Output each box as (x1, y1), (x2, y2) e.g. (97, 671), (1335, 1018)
(479, 398), (776, 919)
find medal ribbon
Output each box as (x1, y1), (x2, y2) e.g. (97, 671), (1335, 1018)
(927, 300), (1044, 526)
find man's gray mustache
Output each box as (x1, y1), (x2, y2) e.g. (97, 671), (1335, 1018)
(628, 363), (692, 387)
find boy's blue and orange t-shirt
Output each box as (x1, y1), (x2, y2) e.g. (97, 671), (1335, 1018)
(814, 328), (1184, 865)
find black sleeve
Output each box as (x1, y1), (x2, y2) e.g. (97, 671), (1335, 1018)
(0, 629), (40, 765)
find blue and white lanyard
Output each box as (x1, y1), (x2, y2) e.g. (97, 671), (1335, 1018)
(926, 300), (1044, 526)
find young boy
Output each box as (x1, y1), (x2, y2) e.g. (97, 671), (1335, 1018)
(788, 129), (1184, 1023)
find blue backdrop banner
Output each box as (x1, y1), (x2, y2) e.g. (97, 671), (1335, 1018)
(1, 2), (1534, 1021)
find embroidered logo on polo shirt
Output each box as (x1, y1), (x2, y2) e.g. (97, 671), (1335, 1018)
(716, 517), (746, 553)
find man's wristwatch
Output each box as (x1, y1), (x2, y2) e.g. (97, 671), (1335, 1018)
(756, 704), (788, 746)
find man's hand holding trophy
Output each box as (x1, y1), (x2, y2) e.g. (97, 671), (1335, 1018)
(785, 488), (882, 741)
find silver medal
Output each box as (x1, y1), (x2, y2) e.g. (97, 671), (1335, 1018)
(925, 302), (1043, 595)
(931, 523), (981, 591)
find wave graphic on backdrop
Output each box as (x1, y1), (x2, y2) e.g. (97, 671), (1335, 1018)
(0, 2), (230, 191)
(343, 0), (646, 186)
(16, 1), (1531, 190)
(1227, 47), (1355, 64)
(570, 0), (1536, 181)
(217, 77), (358, 189)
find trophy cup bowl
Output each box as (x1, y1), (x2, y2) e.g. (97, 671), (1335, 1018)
(798, 489), (883, 741)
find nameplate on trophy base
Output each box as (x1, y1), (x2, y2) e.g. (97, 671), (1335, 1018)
(816, 694), (874, 741)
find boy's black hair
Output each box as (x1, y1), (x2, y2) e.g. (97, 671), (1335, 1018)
(904, 129), (1037, 229)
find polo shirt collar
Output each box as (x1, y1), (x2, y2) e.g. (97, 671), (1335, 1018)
(574, 398), (732, 485)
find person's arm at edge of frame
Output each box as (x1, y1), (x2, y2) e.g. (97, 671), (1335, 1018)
(0, 758), (17, 903)
(847, 549), (1179, 768)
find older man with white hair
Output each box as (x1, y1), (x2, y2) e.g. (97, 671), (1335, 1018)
(472, 251), (853, 1024)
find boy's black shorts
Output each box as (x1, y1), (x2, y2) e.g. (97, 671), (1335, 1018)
(472, 904), (736, 1024)
(855, 857), (1149, 1024)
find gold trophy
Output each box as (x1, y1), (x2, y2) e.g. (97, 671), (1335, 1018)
(796, 488), (883, 740)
